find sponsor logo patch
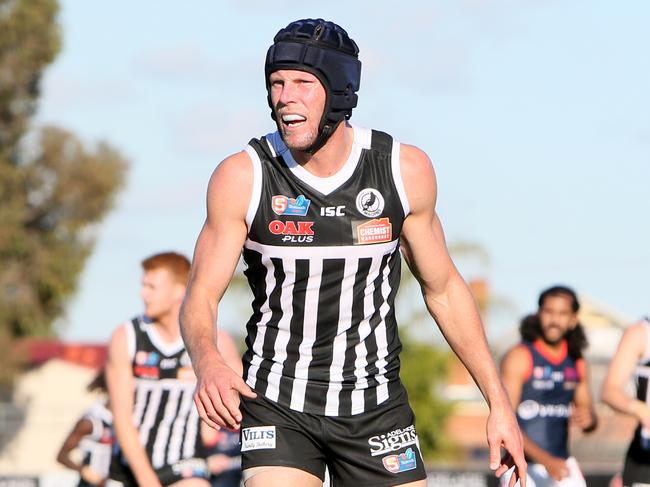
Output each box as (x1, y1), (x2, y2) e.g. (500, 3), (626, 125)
(171, 458), (208, 478)
(241, 426), (276, 451)
(135, 351), (159, 366)
(368, 425), (417, 456)
(517, 399), (571, 421)
(356, 188), (384, 217)
(159, 358), (178, 369)
(320, 205), (346, 217)
(354, 218), (392, 245)
(272, 195), (311, 216)
(382, 447), (418, 473)
(177, 366), (196, 381)
(268, 220), (314, 243)
(134, 365), (160, 379)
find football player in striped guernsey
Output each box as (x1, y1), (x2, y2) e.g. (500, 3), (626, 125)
(106, 253), (218, 487)
(602, 316), (650, 486)
(180, 18), (527, 487)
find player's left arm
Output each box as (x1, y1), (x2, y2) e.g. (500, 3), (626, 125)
(572, 358), (598, 433)
(399, 144), (526, 486)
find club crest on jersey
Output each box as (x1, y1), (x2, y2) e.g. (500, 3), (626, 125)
(272, 194), (311, 216)
(381, 447), (417, 473)
(268, 220), (314, 243)
(356, 188), (384, 218)
(353, 218), (392, 245)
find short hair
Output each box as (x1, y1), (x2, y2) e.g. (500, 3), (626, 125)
(141, 252), (191, 285)
(538, 285), (580, 313)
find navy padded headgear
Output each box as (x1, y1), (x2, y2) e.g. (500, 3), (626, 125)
(265, 19), (362, 153)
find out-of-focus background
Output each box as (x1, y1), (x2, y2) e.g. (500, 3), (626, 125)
(0, 0), (648, 485)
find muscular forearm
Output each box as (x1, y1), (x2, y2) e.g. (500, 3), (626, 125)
(425, 274), (506, 407)
(180, 289), (223, 368)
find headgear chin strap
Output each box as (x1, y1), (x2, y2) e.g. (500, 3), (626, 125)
(265, 19), (361, 154)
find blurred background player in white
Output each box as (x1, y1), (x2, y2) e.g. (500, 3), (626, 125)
(602, 316), (650, 486)
(57, 368), (113, 486)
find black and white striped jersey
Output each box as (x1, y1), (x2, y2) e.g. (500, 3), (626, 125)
(120, 316), (203, 469)
(241, 125), (410, 417)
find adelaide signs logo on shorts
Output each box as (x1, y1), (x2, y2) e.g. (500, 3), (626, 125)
(241, 426), (276, 451)
(356, 188), (384, 218)
(368, 425), (417, 456)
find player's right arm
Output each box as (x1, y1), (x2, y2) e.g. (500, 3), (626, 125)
(601, 322), (650, 425)
(57, 417), (92, 471)
(180, 151), (257, 432)
(106, 325), (162, 487)
(501, 345), (568, 481)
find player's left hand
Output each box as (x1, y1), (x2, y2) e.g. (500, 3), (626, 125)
(571, 405), (597, 432)
(487, 401), (527, 487)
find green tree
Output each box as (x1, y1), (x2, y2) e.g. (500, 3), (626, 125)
(399, 331), (455, 461)
(0, 0), (128, 392)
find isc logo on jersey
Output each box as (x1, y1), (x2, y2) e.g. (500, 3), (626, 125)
(272, 195), (310, 216)
(241, 426), (276, 451)
(268, 220), (315, 243)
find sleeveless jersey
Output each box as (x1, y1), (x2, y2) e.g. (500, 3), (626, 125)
(631, 318), (650, 452)
(516, 339), (580, 459)
(118, 316), (203, 470)
(241, 125), (410, 417)
(79, 400), (113, 481)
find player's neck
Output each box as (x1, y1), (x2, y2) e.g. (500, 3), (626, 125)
(535, 337), (567, 359)
(290, 122), (354, 177)
(152, 308), (182, 343)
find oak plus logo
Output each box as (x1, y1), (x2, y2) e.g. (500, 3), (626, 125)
(356, 188), (384, 218)
(268, 220), (315, 243)
(241, 426), (276, 451)
(368, 425), (417, 456)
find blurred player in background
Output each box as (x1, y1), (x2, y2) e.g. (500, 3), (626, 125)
(105, 252), (210, 487)
(602, 316), (650, 486)
(500, 286), (597, 486)
(58, 368), (113, 486)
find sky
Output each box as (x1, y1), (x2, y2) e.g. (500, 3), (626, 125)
(36, 0), (650, 343)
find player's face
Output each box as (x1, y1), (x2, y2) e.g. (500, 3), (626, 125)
(140, 268), (184, 321)
(269, 69), (326, 151)
(537, 294), (577, 346)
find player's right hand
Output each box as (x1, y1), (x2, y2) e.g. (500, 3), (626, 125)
(544, 456), (569, 481)
(193, 353), (257, 431)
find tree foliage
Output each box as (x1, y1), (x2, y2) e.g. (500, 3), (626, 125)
(396, 266), (456, 461)
(0, 0), (128, 354)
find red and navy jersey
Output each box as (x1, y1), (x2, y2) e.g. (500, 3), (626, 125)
(241, 126), (411, 416)
(516, 339), (580, 459)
